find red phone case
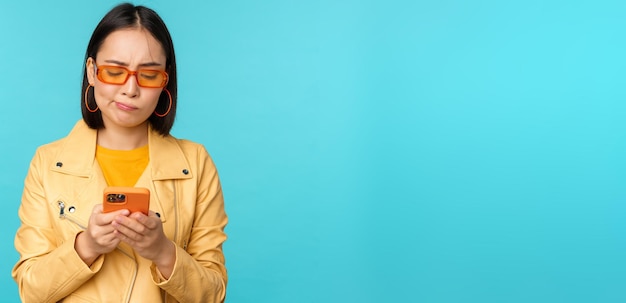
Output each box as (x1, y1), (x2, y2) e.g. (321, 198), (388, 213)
(103, 186), (150, 215)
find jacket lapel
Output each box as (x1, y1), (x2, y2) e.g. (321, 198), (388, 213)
(50, 121), (98, 177)
(139, 125), (192, 226)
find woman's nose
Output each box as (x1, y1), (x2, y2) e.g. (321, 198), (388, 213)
(122, 74), (140, 97)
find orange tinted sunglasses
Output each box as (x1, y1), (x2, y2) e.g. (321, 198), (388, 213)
(96, 65), (169, 88)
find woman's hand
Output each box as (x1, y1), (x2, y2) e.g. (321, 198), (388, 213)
(75, 204), (129, 266)
(111, 211), (176, 278)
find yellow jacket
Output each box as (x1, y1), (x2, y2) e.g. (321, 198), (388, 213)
(12, 120), (228, 303)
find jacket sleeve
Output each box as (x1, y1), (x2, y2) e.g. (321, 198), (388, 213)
(12, 148), (104, 303)
(153, 145), (228, 303)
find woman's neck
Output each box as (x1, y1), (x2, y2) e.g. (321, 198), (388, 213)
(97, 123), (149, 150)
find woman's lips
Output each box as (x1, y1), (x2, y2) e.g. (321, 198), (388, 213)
(115, 101), (137, 111)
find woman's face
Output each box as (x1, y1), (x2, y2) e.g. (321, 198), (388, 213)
(86, 28), (166, 131)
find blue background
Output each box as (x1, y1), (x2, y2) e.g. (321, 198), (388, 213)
(1, 1), (625, 302)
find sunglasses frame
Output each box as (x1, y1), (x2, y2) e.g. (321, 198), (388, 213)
(95, 64), (169, 88)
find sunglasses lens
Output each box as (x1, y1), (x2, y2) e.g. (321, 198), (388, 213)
(137, 70), (167, 88)
(98, 66), (128, 84)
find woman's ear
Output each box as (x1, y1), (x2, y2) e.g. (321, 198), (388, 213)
(86, 57), (96, 85)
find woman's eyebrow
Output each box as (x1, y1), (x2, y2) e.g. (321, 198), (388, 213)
(103, 59), (163, 67)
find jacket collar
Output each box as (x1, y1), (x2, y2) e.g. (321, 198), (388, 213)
(51, 120), (192, 181)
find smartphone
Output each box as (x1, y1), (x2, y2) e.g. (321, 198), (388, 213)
(103, 186), (150, 215)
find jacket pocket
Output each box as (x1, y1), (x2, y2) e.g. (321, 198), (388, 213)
(51, 195), (88, 246)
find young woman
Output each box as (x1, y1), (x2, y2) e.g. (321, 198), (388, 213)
(12, 3), (228, 302)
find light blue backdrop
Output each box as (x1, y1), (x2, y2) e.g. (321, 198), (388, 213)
(1, 1), (625, 302)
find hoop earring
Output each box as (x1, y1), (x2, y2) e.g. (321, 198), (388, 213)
(154, 88), (172, 117)
(84, 85), (98, 113)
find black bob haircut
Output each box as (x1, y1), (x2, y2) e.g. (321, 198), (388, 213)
(81, 3), (177, 136)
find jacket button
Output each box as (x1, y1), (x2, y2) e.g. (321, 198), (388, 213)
(56, 162), (63, 167)
(182, 169), (189, 175)
(68, 206), (76, 213)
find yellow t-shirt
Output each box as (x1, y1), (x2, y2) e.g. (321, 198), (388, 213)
(96, 144), (149, 187)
